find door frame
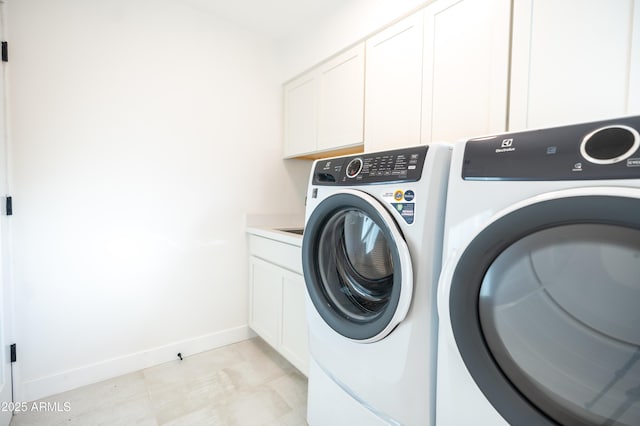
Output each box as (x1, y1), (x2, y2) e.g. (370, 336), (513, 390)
(0, 1), (14, 423)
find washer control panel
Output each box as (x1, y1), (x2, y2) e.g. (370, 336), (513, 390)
(312, 146), (428, 185)
(462, 115), (640, 180)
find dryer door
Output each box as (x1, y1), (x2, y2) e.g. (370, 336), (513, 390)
(450, 193), (640, 426)
(302, 189), (412, 343)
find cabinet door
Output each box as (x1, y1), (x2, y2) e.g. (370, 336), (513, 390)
(365, 11), (424, 152)
(317, 43), (365, 152)
(510, 0), (640, 131)
(284, 70), (317, 158)
(249, 257), (282, 349)
(281, 272), (309, 375)
(422, 0), (510, 143)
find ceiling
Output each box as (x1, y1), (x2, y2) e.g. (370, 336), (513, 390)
(182, 0), (353, 41)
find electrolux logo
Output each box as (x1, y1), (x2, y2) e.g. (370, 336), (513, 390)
(495, 138), (515, 153)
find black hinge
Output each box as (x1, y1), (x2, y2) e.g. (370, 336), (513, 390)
(10, 344), (16, 363)
(5, 196), (11, 216)
(1, 42), (7, 62)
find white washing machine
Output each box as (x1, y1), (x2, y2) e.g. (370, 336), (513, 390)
(301, 143), (451, 425)
(437, 115), (640, 425)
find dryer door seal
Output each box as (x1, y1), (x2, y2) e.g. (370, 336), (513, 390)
(450, 194), (640, 426)
(302, 189), (412, 343)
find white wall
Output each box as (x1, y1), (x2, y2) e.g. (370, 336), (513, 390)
(276, 0), (432, 81)
(8, 0), (310, 401)
(7, 0), (437, 403)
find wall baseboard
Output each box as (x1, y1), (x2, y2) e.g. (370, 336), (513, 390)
(19, 326), (256, 402)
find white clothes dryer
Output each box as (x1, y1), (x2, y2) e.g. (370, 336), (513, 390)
(302, 143), (451, 425)
(437, 116), (640, 426)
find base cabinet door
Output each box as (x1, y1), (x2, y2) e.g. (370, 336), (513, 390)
(249, 257), (282, 350)
(248, 253), (309, 376)
(509, 0), (640, 131)
(281, 272), (309, 375)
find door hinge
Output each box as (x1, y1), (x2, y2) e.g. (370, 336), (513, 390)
(5, 196), (11, 216)
(1, 41), (7, 62)
(10, 344), (16, 363)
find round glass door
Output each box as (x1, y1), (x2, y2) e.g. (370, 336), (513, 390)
(448, 194), (640, 426)
(481, 224), (640, 426)
(318, 209), (394, 320)
(302, 190), (412, 342)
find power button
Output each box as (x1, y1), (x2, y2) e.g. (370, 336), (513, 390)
(346, 158), (363, 178)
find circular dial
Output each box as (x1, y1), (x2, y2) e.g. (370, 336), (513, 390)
(346, 158), (363, 178)
(580, 125), (640, 164)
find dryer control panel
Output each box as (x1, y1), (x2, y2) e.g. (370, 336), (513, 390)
(312, 146), (428, 185)
(462, 115), (640, 180)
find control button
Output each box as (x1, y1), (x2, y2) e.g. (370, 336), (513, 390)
(580, 125), (640, 164)
(628, 158), (640, 167)
(346, 158), (364, 178)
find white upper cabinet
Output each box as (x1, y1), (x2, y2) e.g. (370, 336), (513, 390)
(284, 43), (365, 158)
(364, 11), (425, 153)
(284, 71), (317, 158)
(510, 0), (640, 131)
(284, 0), (639, 157)
(318, 43), (365, 152)
(422, 0), (511, 143)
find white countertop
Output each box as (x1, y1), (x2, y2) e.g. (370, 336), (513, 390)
(246, 226), (303, 247)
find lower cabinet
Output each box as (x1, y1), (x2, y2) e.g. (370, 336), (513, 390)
(248, 249), (309, 376)
(249, 257), (283, 350)
(280, 273), (309, 373)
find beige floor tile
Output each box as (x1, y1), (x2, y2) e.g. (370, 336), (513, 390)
(10, 408), (66, 426)
(146, 370), (236, 424)
(213, 386), (292, 426)
(64, 396), (157, 426)
(11, 371), (151, 426)
(159, 405), (224, 426)
(233, 339), (295, 373)
(9, 338), (308, 426)
(267, 371), (307, 410)
(265, 406), (308, 426)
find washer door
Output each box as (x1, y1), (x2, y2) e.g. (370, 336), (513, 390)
(302, 189), (412, 343)
(450, 194), (640, 426)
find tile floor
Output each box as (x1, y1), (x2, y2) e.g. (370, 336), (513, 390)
(10, 338), (308, 426)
